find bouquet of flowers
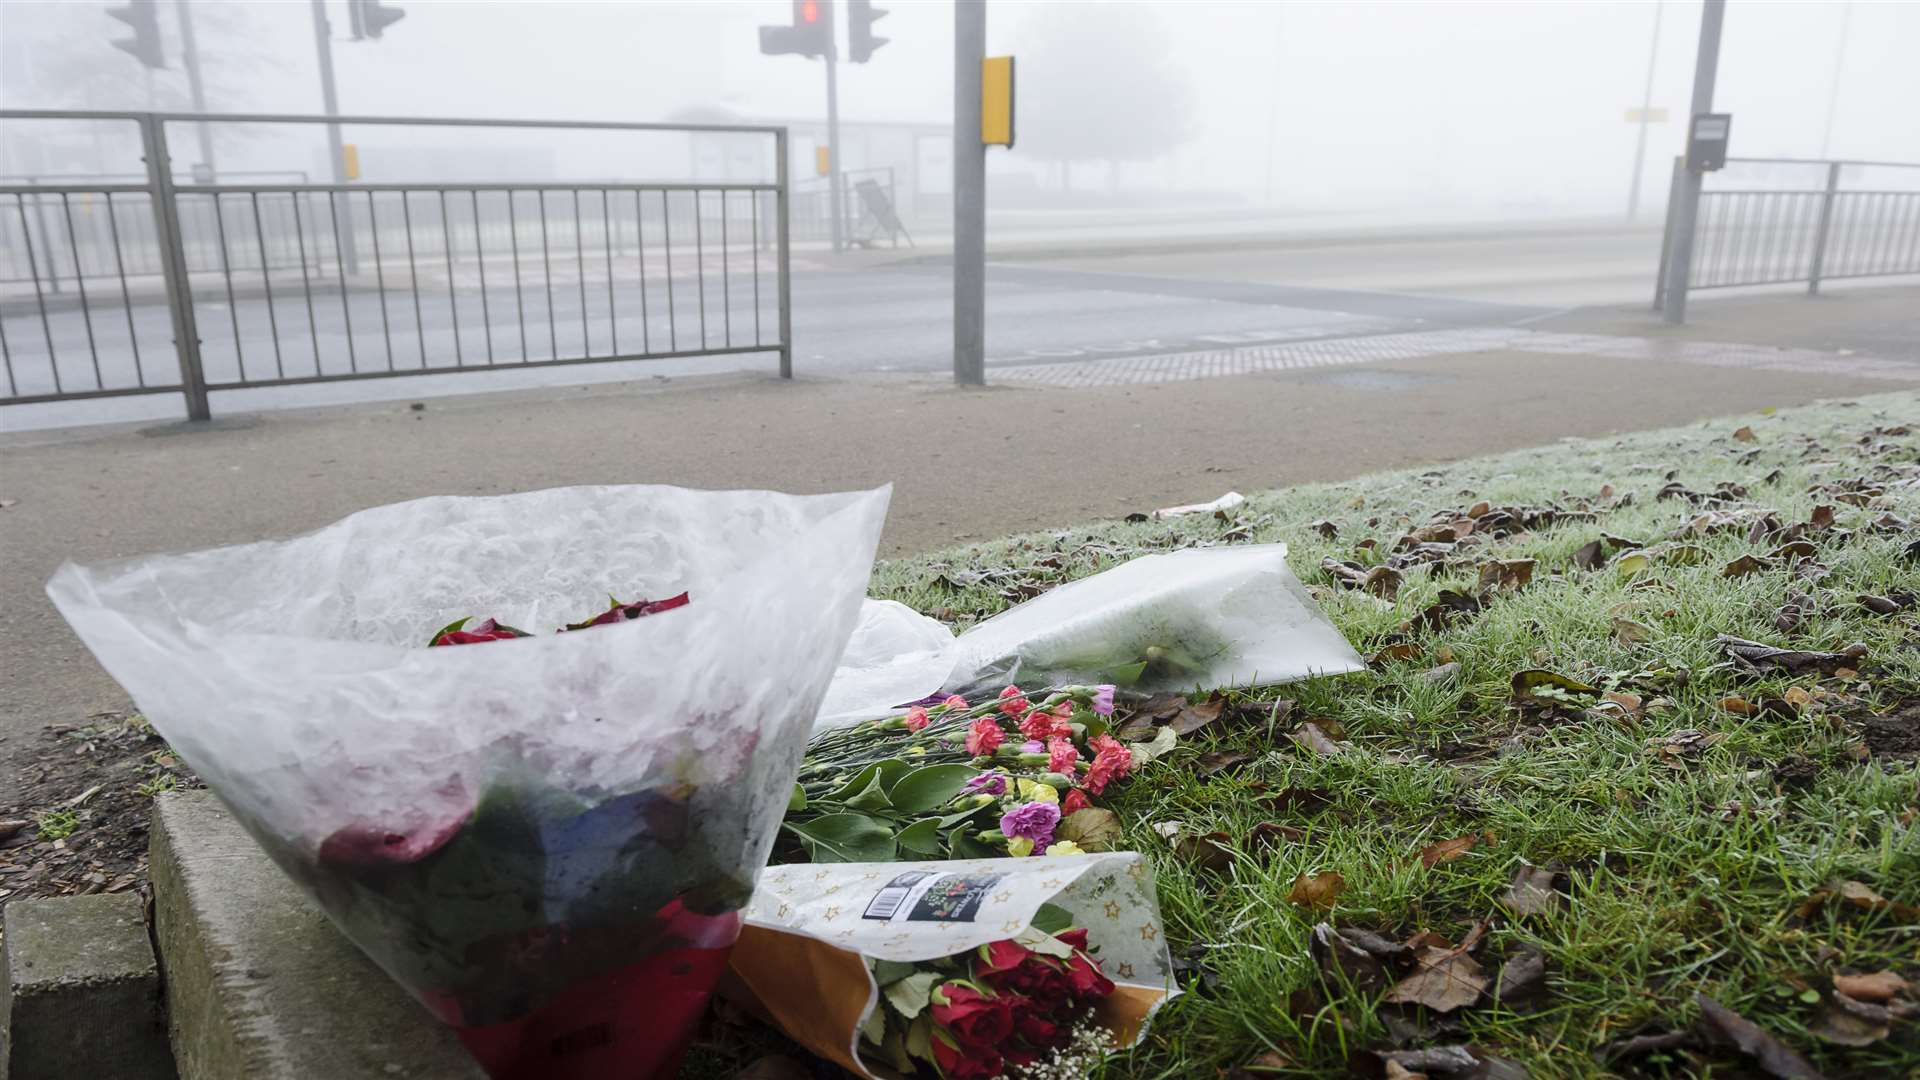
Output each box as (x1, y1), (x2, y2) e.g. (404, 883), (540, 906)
(727, 853), (1180, 1080)
(782, 684), (1144, 866)
(944, 545), (1364, 697)
(48, 484), (892, 1079)
(857, 905), (1117, 1078)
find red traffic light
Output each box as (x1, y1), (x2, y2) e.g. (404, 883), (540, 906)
(801, 0), (818, 23)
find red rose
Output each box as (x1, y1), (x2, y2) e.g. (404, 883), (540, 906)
(991, 954), (1071, 1000)
(562, 591), (690, 631)
(1061, 788), (1092, 814)
(931, 982), (1014, 1050)
(1054, 927), (1090, 952)
(429, 617), (530, 647)
(976, 938), (1032, 977)
(931, 1034), (1002, 1080)
(1012, 1003), (1066, 1048)
(1066, 950), (1116, 998)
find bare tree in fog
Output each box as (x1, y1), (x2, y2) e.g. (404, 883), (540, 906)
(1013, 2), (1194, 194)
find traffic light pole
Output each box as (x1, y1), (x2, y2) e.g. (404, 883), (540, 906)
(825, 49), (844, 253)
(953, 0), (985, 386)
(310, 0), (360, 273)
(1659, 0), (1723, 324)
(175, 0), (216, 177)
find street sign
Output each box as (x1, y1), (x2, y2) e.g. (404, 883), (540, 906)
(1625, 106), (1669, 123)
(1686, 112), (1731, 172)
(981, 56), (1014, 148)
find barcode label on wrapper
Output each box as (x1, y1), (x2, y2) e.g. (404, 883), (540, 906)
(862, 871), (1003, 923)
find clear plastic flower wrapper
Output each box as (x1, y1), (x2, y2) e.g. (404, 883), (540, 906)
(46, 484), (893, 1079)
(724, 853), (1179, 1078)
(818, 544), (1364, 729)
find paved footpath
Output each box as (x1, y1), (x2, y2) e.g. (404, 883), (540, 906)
(2, 285), (1917, 789)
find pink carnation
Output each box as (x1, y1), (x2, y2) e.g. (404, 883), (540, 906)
(966, 716), (1006, 757)
(1047, 738), (1079, 773)
(903, 707), (931, 732)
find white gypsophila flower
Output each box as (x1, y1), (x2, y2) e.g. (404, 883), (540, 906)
(1007, 1021), (1114, 1079)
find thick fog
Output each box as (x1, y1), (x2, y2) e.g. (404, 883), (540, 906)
(3, 1), (1916, 221)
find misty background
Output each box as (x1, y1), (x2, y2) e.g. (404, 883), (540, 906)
(4, 0), (1916, 229)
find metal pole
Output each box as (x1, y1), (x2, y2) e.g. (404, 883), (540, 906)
(825, 50), (844, 253)
(1807, 160), (1841, 295)
(141, 115), (211, 421)
(1653, 155), (1683, 309)
(1819, 1), (1851, 159)
(1659, 0), (1724, 325)
(175, 0), (217, 177)
(776, 128), (793, 378)
(953, 0), (986, 386)
(310, 0), (358, 273)
(1627, 0), (1663, 221)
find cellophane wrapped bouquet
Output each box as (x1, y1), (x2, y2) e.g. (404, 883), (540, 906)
(47, 484), (891, 1079)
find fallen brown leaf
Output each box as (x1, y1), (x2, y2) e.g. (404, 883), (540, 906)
(1382, 946), (1488, 1013)
(1833, 970), (1909, 1003)
(1733, 425), (1758, 443)
(1693, 993), (1824, 1079)
(1261, 787), (1333, 816)
(1310, 519), (1339, 539)
(1610, 617), (1653, 646)
(1288, 870), (1345, 911)
(1364, 565), (1404, 600)
(1421, 662), (1461, 687)
(1170, 695), (1227, 735)
(1195, 750), (1254, 776)
(1502, 863), (1560, 917)
(1795, 879), (1920, 922)
(1717, 635), (1868, 676)
(1811, 991), (1891, 1047)
(1369, 641), (1424, 666)
(1723, 553), (1775, 578)
(1495, 944), (1547, 1005)
(1477, 558), (1536, 594)
(1417, 835), (1478, 868)
(1289, 722), (1348, 756)
(1571, 538), (1608, 570)
(1174, 831), (1237, 875)
(1858, 593), (1910, 615)
(1247, 821), (1303, 853)
(1310, 922), (1412, 994)
(1721, 695), (1758, 716)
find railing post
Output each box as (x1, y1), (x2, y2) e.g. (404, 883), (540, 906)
(1652, 155), (1683, 311)
(140, 114), (212, 421)
(1806, 160), (1841, 295)
(775, 127), (793, 379)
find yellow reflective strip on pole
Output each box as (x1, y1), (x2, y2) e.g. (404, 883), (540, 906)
(815, 145), (831, 177)
(981, 56), (1014, 147)
(341, 143), (361, 181)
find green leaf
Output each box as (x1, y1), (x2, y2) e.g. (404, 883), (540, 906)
(860, 999), (890, 1046)
(1108, 659), (1150, 685)
(1030, 901), (1075, 935)
(784, 814), (896, 863)
(786, 783), (807, 814)
(873, 959), (918, 986)
(825, 760), (912, 806)
(1059, 807), (1124, 851)
(840, 771), (895, 813)
(896, 817), (945, 855)
(883, 970), (942, 1020)
(426, 616), (470, 646)
(1510, 669), (1599, 702)
(947, 828), (998, 859)
(888, 764), (980, 814)
(937, 803), (989, 829)
(905, 1013), (935, 1064)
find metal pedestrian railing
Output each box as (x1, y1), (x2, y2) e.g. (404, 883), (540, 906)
(0, 110), (792, 422)
(1656, 157), (1920, 306)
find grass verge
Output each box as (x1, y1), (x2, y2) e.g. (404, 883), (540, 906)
(845, 391), (1918, 1078)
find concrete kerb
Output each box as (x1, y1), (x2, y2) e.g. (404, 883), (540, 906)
(148, 791), (481, 1080)
(1, 891), (174, 1080)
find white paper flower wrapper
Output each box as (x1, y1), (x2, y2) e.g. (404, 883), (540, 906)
(729, 854), (1179, 1079)
(45, 484), (891, 1048)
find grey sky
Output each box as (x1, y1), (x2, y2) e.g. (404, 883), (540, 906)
(2, 1), (1915, 213)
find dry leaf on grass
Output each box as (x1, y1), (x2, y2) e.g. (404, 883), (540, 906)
(1717, 635), (1868, 676)
(1832, 971), (1909, 1002)
(1723, 553), (1774, 578)
(1733, 425), (1758, 442)
(1288, 870), (1345, 910)
(1694, 993), (1824, 1079)
(1571, 539), (1609, 570)
(1289, 722), (1349, 756)
(1502, 863), (1560, 916)
(1795, 879), (1920, 921)
(1383, 947), (1489, 1013)
(1810, 991), (1890, 1047)
(1611, 617), (1653, 645)
(1195, 750), (1254, 776)
(1310, 923), (1416, 993)
(1476, 558), (1536, 594)
(1417, 835), (1478, 868)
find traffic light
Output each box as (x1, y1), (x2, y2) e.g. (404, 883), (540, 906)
(847, 0), (888, 64)
(760, 0), (833, 60)
(106, 0), (165, 69)
(349, 0), (406, 41)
